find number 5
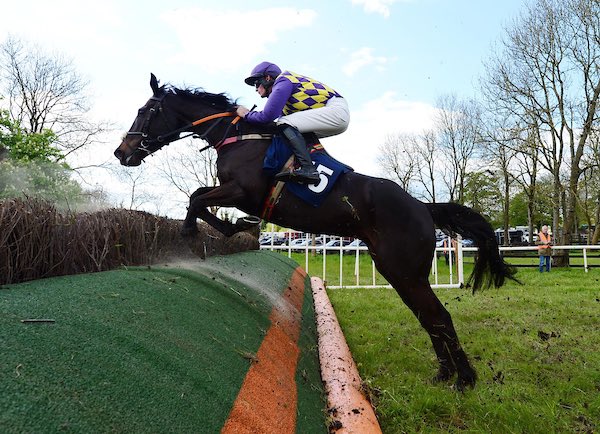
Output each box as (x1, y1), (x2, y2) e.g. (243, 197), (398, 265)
(308, 164), (334, 193)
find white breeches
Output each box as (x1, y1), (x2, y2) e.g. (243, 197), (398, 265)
(277, 97), (350, 138)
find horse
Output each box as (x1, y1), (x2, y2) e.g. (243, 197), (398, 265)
(114, 74), (517, 390)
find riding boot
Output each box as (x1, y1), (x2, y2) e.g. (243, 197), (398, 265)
(275, 125), (320, 184)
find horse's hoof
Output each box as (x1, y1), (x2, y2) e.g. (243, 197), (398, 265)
(234, 218), (258, 232)
(180, 225), (198, 238)
(453, 370), (477, 392)
(432, 367), (455, 384)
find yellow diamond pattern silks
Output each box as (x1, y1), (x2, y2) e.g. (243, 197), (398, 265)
(281, 71), (341, 116)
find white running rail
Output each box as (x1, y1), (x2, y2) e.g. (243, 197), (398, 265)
(259, 228), (600, 289)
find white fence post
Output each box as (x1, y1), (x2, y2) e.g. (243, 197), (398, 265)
(449, 237), (454, 285)
(431, 253), (438, 286)
(354, 248), (360, 286)
(457, 235), (464, 287)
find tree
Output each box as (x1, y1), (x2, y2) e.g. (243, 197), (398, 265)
(509, 185), (554, 231)
(580, 130), (600, 243)
(376, 130), (439, 202)
(155, 139), (220, 213)
(478, 109), (519, 244)
(0, 109), (60, 161)
(511, 124), (541, 244)
(112, 165), (161, 212)
(435, 94), (481, 203)
(482, 0), (600, 261)
(377, 133), (420, 193)
(0, 159), (83, 204)
(0, 36), (109, 162)
(414, 129), (439, 202)
(463, 171), (502, 227)
(0, 108), (88, 208)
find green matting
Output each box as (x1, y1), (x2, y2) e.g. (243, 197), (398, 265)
(1, 251), (326, 433)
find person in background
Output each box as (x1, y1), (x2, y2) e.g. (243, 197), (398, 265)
(236, 61), (350, 185)
(441, 237), (458, 268)
(537, 225), (552, 272)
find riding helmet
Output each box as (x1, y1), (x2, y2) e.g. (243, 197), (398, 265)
(244, 61), (282, 86)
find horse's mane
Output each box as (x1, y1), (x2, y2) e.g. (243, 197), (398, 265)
(159, 84), (237, 111)
(155, 82), (275, 133)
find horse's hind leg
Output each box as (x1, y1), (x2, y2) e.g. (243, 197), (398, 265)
(359, 179), (476, 389)
(412, 280), (475, 390)
(372, 255), (477, 390)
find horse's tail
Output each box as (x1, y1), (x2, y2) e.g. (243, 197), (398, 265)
(425, 202), (518, 290)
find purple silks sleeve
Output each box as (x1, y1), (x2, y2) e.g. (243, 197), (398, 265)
(245, 77), (294, 124)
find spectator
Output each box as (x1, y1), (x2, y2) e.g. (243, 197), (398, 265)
(442, 237), (458, 267)
(537, 225), (552, 272)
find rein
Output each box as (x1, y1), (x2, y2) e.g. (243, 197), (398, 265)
(155, 110), (272, 154)
(159, 112), (240, 148)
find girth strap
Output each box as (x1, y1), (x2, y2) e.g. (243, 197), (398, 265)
(261, 155), (295, 220)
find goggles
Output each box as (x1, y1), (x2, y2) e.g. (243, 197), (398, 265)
(254, 77), (273, 90)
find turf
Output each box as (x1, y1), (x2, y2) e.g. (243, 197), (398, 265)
(328, 267), (600, 433)
(1, 251), (327, 433)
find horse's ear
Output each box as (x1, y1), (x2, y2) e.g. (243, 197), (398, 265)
(150, 73), (159, 95)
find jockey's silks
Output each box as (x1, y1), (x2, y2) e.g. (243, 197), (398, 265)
(280, 71), (342, 115)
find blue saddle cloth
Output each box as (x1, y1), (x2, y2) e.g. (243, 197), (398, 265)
(263, 135), (353, 207)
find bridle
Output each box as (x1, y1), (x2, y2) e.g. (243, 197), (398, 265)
(123, 92), (241, 158)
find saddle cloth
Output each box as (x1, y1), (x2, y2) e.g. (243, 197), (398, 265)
(263, 135), (353, 207)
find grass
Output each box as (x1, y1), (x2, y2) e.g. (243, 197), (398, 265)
(327, 267), (600, 433)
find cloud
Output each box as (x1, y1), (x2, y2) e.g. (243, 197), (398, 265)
(0, 0), (123, 55)
(323, 92), (438, 176)
(350, 0), (409, 18)
(161, 8), (317, 72)
(342, 47), (391, 76)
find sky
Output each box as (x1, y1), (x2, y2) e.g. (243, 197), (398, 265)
(1, 0), (527, 217)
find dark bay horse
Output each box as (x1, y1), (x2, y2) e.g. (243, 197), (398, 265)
(114, 74), (516, 390)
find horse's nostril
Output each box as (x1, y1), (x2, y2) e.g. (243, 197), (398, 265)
(114, 149), (123, 159)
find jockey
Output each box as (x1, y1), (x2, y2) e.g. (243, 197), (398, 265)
(236, 61), (350, 185)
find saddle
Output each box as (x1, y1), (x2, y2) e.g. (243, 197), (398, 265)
(262, 135), (353, 209)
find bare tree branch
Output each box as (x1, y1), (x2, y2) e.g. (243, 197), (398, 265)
(377, 133), (420, 194)
(435, 94), (481, 204)
(0, 36), (111, 160)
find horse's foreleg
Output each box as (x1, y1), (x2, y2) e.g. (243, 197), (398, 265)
(182, 187), (215, 236)
(181, 182), (256, 237)
(189, 186), (214, 202)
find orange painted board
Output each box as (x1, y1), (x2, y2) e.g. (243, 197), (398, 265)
(311, 277), (382, 434)
(222, 267), (307, 434)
